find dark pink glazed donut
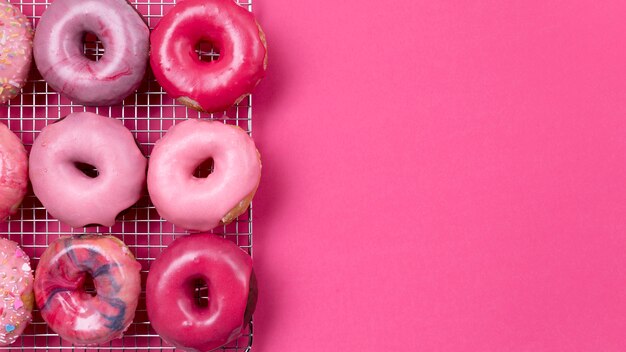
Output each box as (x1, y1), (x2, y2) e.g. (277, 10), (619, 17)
(147, 119), (261, 232)
(150, 0), (268, 113)
(0, 123), (27, 221)
(33, 0), (149, 106)
(29, 112), (147, 227)
(146, 234), (257, 351)
(34, 235), (141, 346)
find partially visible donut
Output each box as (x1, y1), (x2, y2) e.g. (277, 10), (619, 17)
(29, 112), (147, 227)
(0, 122), (27, 221)
(150, 0), (268, 113)
(34, 235), (141, 346)
(0, 0), (33, 104)
(148, 119), (261, 232)
(0, 238), (33, 346)
(33, 0), (149, 106)
(146, 234), (257, 351)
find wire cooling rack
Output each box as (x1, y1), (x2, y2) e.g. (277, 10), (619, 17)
(0, 0), (255, 350)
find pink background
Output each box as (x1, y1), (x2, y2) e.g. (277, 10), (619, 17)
(252, 0), (626, 351)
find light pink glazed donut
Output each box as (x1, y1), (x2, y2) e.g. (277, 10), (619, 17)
(34, 235), (141, 346)
(0, 238), (33, 346)
(33, 0), (149, 106)
(0, 0), (33, 104)
(29, 112), (147, 227)
(148, 120), (261, 232)
(0, 123), (28, 221)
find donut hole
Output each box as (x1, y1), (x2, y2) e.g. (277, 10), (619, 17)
(83, 273), (97, 297)
(192, 278), (210, 308)
(74, 162), (99, 178)
(82, 32), (104, 61)
(193, 158), (215, 179)
(195, 40), (220, 63)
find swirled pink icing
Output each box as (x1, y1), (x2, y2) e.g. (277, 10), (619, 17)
(33, 0), (148, 106)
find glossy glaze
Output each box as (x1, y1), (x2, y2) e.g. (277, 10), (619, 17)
(33, 0), (149, 106)
(0, 123), (27, 221)
(148, 119), (261, 232)
(146, 234), (256, 352)
(0, 0), (32, 104)
(34, 235), (141, 346)
(0, 238), (33, 346)
(29, 112), (147, 227)
(150, 0), (267, 113)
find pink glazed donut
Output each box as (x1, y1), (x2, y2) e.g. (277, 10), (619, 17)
(148, 119), (261, 232)
(0, 238), (33, 346)
(146, 234), (256, 351)
(0, 123), (28, 221)
(33, 0), (149, 106)
(34, 235), (141, 346)
(29, 112), (147, 227)
(150, 0), (268, 113)
(0, 0), (33, 104)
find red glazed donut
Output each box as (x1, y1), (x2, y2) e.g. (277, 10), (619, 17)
(147, 119), (261, 232)
(34, 235), (142, 346)
(146, 234), (257, 351)
(0, 123), (28, 221)
(29, 112), (147, 227)
(150, 0), (268, 113)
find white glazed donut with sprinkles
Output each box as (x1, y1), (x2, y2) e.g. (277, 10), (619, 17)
(0, 238), (33, 346)
(0, 0), (32, 104)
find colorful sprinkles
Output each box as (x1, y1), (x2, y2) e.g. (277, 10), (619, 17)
(0, 238), (33, 346)
(0, 0), (32, 104)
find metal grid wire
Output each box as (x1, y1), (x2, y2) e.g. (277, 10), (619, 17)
(0, 0), (255, 350)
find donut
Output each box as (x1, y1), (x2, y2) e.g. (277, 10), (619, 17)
(0, 0), (33, 104)
(33, 0), (149, 106)
(150, 0), (268, 113)
(0, 238), (33, 346)
(34, 235), (141, 346)
(0, 123), (27, 221)
(29, 112), (147, 227)
(148, 119), (261, 232)
(146, 234), (257, 351)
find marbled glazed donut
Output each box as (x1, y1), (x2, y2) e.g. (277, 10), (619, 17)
(146, 234), (257, 351)
(0, 0), (33, 104)
(29, 112), (147, 227)
(34, 235), (141, 346)
(148, 119), (261, 232)
(150, 0), (268, 113)
(0, 123), (27, 221)
(0, 238), (33, 346)
(33, 0), (149, 106)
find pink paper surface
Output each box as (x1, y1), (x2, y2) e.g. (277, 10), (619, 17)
(252, 0), (626, 350)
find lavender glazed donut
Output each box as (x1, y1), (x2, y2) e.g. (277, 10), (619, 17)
(148, 119), (261, 232)
(29, 112), (147, 227)
(34, 235), (141, 346)
(0, 238), (33, 346)
(150, 0), (267, 113)
(0, 123), (27, 221)
(0, 0), (33, 104)
(33, 0), (149, 106)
